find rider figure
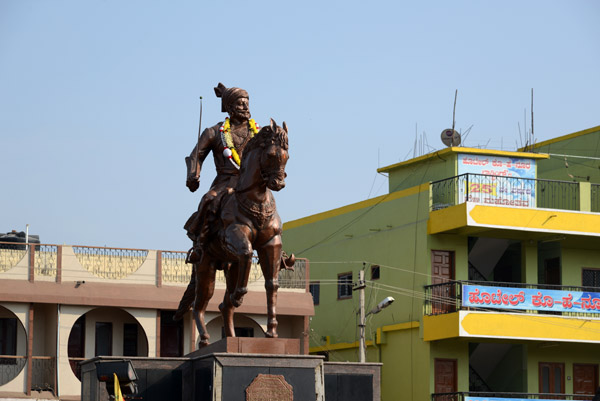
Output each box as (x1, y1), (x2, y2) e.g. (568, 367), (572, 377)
(184, 83), (257, 257)
(175, 83), (256, 320)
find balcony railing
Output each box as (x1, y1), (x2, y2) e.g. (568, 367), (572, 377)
(0, 356), (26, 386)
(432, 392), (593, 401)
(424, 281), (600, 317)
(431, 173), (581, 212)
(31, 356), (55, 392)
(0, 241), (308, 291)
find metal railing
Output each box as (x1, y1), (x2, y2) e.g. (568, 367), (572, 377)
(279, 259), (307, 289)
(424, 280), (599, 318)
(0, 242), (308, 291)
(34, 245), (58, 277)
(431, 174), (581, 212)
(432, 392), (594, 400)
(0, 355), (27, 386)
(161, 251), (190, 284)
(72, 246), (149, 279)
(0, 242), (28, 273)
(31, 356), (55, 392)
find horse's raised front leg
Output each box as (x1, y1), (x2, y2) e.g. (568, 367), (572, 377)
(257, 235), (282, 338)
(224, 224), (253, 308)
(192, 257), (216, 347)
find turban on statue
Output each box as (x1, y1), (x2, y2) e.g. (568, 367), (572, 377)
(214, 83), (249, 113)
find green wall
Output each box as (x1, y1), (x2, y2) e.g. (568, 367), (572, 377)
(284, 186), (431, 345)
(387, 154), (457, 194)
(534, 127), (600, 182)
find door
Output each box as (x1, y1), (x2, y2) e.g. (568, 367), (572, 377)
(539, 362), (565, 399)
(435, 359), (457, 401)
(573, 364), (598, 400)
(431, 250), (455, 314)
(160, 311), (183, 357)
(544, 257), (561, 286)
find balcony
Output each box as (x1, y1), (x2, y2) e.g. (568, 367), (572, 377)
(423, 281), (600, 343)
(428, 174), (600, 237)
(431, 392), (594, 401)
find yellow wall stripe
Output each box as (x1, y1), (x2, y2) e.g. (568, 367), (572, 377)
(460, 312), (600, 343)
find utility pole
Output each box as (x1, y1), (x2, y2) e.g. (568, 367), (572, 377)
(354, 269), (367, 363)
(354, 264), (395, 364)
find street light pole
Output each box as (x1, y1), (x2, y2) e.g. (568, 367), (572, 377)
(357, 270), (366, 363)
(354, 264), (395, 363)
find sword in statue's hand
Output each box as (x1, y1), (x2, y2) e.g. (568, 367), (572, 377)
(186, 96), (202, 192)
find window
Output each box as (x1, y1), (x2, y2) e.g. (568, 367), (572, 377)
(337, 272), (353, 300)
(371, 265), (380, 280)
(68, 316), (85, 358)
(123, 323), (138, 356)
(95, 322), (113, 356)
(0, 318), (17, 365)
(582, 268), (600, 289)
(309, 282), (320, 305)
(0, 318), (17, 356)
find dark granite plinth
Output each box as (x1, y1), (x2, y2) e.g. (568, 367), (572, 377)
(81, 339), (381, 401)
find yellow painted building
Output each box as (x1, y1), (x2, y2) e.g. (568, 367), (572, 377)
(283, 126), (600, 401)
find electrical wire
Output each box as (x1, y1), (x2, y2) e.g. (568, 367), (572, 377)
(294, 158), (433, 256)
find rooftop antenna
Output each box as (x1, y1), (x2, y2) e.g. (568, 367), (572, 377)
(452, 89), (457, 134)
(440, 90), (461, 148)
(531, 88), (534, 152)
(413, 123), (418, 158)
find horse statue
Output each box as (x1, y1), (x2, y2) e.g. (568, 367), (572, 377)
(190, 119), (293, 346)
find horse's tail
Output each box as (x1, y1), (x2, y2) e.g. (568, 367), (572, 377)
(173, 266), (196, 321)
(280, 251), (295, 271)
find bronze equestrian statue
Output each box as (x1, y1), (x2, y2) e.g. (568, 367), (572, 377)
(175, 83), (293, 346)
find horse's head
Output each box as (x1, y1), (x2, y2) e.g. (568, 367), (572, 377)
(258, 119), (289, 191)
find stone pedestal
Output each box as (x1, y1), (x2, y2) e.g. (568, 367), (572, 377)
(81, 338), (381, 401)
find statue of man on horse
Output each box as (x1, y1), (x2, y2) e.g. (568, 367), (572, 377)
(175, 83), (294, 347)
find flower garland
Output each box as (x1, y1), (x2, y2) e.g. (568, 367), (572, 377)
(220, 118), (259, 169)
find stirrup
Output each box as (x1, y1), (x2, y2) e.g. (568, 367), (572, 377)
(185, 247), (201, 264)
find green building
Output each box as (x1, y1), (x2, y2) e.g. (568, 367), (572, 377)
(283, 125), (600, 401)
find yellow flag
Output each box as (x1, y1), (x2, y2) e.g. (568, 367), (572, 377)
(113, 373), (124, 401)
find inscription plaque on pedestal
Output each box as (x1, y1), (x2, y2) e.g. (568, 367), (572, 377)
(246, 374), (293, 401)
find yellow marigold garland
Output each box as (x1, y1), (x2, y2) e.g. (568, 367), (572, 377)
(219, 118), (259, 168)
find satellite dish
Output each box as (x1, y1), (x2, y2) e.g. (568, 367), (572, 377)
(441, 129), (461, 147)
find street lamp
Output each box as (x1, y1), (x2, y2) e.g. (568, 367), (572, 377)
(355, 269), (395, 363)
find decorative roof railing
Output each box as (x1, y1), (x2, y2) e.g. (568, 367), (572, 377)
(0, 241), (308, 290)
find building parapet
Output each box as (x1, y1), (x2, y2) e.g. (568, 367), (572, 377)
(0, 242), (308, 291)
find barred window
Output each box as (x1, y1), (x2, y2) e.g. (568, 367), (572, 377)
(309, 282), (320, 305)
(582, 268), (600, 288)
(338, 272), (353, 300)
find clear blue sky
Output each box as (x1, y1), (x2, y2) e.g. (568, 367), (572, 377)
(1, 1), (599, 251)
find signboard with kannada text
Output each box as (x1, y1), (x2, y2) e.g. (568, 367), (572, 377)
(457, 154), (537, 207)
(462, 284), (600, 314)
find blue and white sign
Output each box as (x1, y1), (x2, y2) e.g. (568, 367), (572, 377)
(457, 154), (537, 207)
(463, 284), (600, 314)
